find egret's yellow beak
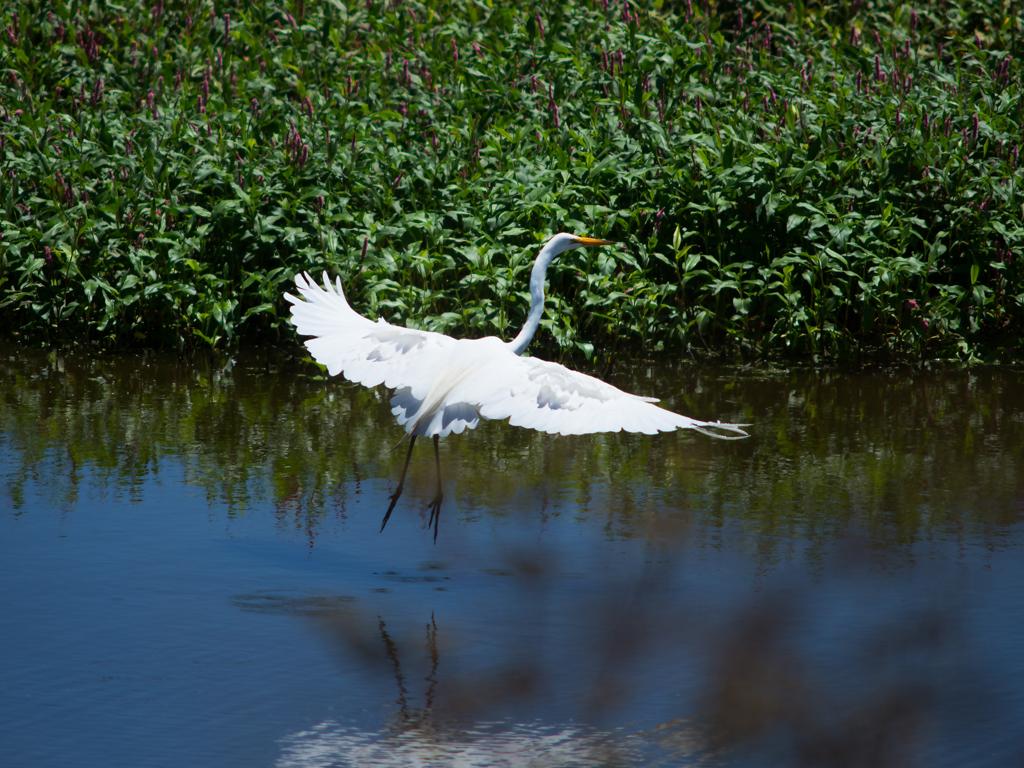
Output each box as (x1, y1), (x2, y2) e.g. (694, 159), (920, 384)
(573, 235), (615, 246)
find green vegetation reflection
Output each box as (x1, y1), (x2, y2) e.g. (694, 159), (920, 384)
(1, 345), (1020, 553)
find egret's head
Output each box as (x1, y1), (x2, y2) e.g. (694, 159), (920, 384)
(546, 232), (615, 257)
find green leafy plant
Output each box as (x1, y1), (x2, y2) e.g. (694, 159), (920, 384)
(1, 1), (1021, 362)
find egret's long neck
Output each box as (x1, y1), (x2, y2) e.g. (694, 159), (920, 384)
(508, 241), (560, 355)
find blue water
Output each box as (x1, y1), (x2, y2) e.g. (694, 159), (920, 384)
(1, 351), (1023, 767)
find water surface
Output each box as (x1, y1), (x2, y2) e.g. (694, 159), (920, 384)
(1, 346), (1022, 767)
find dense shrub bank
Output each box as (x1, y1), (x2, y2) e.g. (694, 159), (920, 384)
(1, 1), (1021, 361)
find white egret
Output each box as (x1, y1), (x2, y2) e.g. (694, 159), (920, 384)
(286, 233), (748, 540)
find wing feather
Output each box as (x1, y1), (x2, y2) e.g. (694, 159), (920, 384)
(471, 354), (748, 438)
(285, 272), (456, 401)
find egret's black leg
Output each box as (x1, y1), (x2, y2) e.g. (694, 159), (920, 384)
(426, 435), (443, 543)
(381, 435), (416, 532)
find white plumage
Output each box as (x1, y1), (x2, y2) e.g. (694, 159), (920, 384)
(285, 233), (748, 539)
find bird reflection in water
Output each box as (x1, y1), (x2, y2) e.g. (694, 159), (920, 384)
(251, 562), (972, 768)
(275, 608), (675, 768)
(376, 614), (439, 731)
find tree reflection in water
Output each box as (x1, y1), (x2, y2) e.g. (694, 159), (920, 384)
(2, 345), (1020, 551)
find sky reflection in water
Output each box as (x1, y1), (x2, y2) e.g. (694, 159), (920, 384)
(1, 346), (1023, 767)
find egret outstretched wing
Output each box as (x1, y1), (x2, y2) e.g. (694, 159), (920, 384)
(461, 353), (749, 438)
(285, 271), (457, 401)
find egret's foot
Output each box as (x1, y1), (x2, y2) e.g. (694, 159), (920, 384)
(381, 435), (417, 533)
(426, 493), (443, 543)
(380, 486), (403, 532)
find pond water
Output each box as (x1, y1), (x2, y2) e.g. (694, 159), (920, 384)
(1, 344), (1022, 767)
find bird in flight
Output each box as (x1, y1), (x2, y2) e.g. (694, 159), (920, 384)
(286, 233), (748, 541)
